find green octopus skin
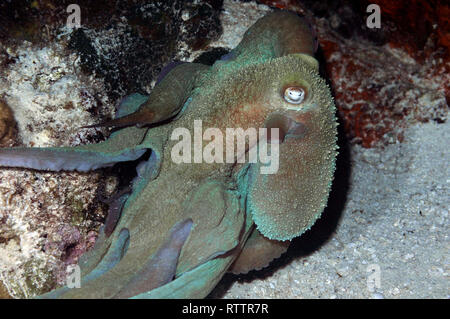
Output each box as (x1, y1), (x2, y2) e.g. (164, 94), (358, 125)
(0, 11), (338, 298)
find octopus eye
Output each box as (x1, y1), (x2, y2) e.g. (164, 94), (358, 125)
(283, 86), (306, 104)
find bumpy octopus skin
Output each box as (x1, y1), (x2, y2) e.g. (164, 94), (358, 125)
(0, 11), (338, 298)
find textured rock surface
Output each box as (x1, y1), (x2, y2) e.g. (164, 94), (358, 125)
(0, 41), (113, 298)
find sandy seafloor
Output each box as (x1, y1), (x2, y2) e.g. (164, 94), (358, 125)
(0, 0), (448, 298)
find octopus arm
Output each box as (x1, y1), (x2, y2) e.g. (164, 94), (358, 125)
(87, 63), (210, 128)
(0, 127), (149, 172)
(231, 11), (317, 63)
(113, 219), (193, 299)
(229, 227), (290, 274)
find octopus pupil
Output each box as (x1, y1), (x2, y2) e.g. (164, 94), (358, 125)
(284, 87), (305, 104)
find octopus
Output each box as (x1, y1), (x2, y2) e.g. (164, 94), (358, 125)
(0, 11), (338, 298)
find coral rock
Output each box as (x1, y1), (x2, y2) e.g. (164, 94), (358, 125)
(0, 100), (18, 147)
